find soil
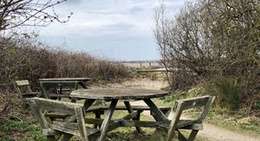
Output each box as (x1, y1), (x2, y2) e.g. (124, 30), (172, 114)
(105, 78), (260, 141)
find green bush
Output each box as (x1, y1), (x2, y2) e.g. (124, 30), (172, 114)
(251, 100), (260, 110)
(208, 78), (240, 111)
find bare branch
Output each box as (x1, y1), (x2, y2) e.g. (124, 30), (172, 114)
(0, 0), (71, 31)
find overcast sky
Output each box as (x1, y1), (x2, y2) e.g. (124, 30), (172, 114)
(37, 0), (187, 61)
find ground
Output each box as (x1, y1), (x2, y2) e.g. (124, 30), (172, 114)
(105, 78), (260, 141)
(2, 78), (259, 141)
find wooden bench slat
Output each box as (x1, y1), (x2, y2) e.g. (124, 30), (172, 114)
(52, 123), (100, 136)
(85, 105), (171, 113)
(15, 80), (30, 86)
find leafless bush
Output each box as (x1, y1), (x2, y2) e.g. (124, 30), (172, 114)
(53, 51), (130, 82)
(0, 37), (131, 91)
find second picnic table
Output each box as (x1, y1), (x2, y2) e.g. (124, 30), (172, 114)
(39, 77), (90, 89)
(70, 87), (171, 141)
(39, 77), (90, 100)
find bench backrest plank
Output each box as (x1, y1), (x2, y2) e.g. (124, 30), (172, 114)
(14, 80), (39, 99)
(16, 80), (30, 86)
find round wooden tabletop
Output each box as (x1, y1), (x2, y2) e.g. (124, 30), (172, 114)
(70, 87), (169, 100)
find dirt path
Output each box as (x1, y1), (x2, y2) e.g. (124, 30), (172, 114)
(107, 78), (260, 141)
(198, 123), (260, 141)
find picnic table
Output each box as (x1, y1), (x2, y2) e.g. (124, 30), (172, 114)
(39, 77), (90, 89)
(39, 77), (90, 100)
(70, 87), (171, 141)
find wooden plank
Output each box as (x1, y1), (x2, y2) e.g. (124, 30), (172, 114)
(85, 118), (103, 125)
(120, 120), (170, 129)
(86, 111), (140, 131)
(166, 100), (183, 141)
(174, 96), (213, 111)
(75, 105), (88, 140)
(33, 98), (81, 115)
(98, 99), (118, 141)
(83, 99), (96, 110)
(199, 96), (216, 122)
(15, 80), (30, 86)
(124, 101), (142, 133)
(85, 105), (171, 115)
(40, 81), (79, 88)
(27, 98), (49, 128)
(108, 111), (142, 132)
(178, 123), (203, 130)
(143, 99), (169, 121)
(70, 88), (169, 100)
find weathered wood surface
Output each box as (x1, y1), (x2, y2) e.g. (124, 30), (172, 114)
(98, 99), (118, 141)
(39, 77), (90, 89)
(39, 77), (90, 82)
(26, 91), (214, 141)
(71, 87), (170, 140)
(40, 81), (79, 99)
(85, 105), (171, 115)
(14, 80), (40, 99)
(71, 88), (169, 100)
(166, 95), (215, 141)
(27, 97), (99, 141)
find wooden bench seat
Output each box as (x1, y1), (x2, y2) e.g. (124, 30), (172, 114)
(52, 123), (100, 137)
(27, 97), (100, 141)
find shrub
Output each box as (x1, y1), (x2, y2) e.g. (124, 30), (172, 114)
(207, 78), (240, 111)
(0, 36), (131, 90)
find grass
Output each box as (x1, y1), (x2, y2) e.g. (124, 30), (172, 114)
(206, 110), (260, 137)
(2, 93), (259, 141)
(89, 107), (162, 141)
(0, 114), (46, 141)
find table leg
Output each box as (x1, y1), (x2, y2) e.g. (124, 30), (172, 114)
(143, 99), (168, 121)
(83, 99), (96, 110)
(78, 82), (88, 89)
(98, 99), (118, 141)
(124, 101), (142, 133)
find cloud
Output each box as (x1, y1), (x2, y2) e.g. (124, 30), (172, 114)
(40, 0), (186, 38)
(38, 0), (186, 60)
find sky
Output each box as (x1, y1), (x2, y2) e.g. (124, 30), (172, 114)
(37, 0), (186, 61)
